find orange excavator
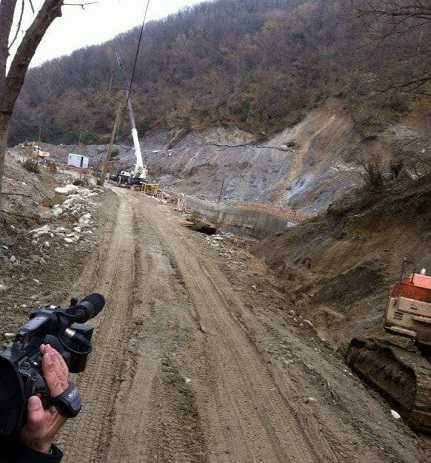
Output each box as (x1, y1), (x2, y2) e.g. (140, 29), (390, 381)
(346, 264), (431, 432)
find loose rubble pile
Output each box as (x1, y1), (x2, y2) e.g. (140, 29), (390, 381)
(30, 184), (101, 246)
(0, 183), (103, 305)
(205, 232), (255, 261)
(206, 233), (236, 259)
(206, 233), (233, 248)
(204, 231), (318, 335)
(0, 150), (110, 338)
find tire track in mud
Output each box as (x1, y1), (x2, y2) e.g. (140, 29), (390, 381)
(142, 195), (425, 463)
(142, 198), (319, 463)
(61, 191), (136, 463)
(195, 261), (325, 462)
(194, 261), (348, 462)
(103, 196), (208, 462)
(60, 189), (426, 463)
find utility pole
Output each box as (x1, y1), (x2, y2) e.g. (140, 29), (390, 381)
(217, 178), (225, 204)
(99, 101), (123, 186)
(38, 119), (43, 144)
(216, 178), (225, 229)
(108, 69), (114, 92)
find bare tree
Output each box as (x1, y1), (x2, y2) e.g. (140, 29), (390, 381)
(356, 152), (385, 191)
(0, 0), (64, 204)
(357, 1), (431, 22)
(353, 0), (431, 93)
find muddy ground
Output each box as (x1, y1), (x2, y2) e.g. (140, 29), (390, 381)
(43, 187), (429, 462)
(1, 158), (431, 461)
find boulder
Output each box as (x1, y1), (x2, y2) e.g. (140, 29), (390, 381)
(55, 184), (79, 195)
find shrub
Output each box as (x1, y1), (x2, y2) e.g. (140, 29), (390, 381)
(359, 156), (384, 192)
(22, 159), (41, 174)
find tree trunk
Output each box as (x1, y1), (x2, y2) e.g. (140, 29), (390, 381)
(0, 112), (10, 207)
(0, 0), (63, 205)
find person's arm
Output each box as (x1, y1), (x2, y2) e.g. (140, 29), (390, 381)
(17, 344), (70, 462)
(13, 440), (63, 463)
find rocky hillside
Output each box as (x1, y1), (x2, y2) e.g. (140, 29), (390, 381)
(9, 0), (431, 230)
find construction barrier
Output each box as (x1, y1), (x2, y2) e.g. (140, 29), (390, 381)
(140, 183), (161, 196)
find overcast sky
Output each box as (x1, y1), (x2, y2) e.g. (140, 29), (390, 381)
(16, 0), (206, 67)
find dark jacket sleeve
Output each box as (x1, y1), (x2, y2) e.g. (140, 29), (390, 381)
(2, 439), (63, 463)
(14, 444), (63, 463)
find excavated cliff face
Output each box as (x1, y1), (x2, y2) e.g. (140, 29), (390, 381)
(40, 100), (362, 218)
(143, 100), (431, 218)
(142, 100), (362, 215)
(37, 99), (431, 234)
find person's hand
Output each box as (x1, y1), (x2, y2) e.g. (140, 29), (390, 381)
(21, 344), (69, 454)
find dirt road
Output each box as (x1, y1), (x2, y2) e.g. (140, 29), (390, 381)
(60, 188), (428, 462)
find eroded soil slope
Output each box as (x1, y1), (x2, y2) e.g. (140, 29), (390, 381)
(254, 177), (431, 349)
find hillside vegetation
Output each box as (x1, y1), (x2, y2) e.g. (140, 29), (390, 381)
(9, 0), (431, 145)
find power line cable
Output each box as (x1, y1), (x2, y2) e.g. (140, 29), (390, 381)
(127, 0), (151, 99)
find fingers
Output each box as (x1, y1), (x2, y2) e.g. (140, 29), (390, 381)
(22, 396), (66, 454)
(41, 344), (68, 376)
(41, 344), (69, 398)
(27, 396), (45, 428)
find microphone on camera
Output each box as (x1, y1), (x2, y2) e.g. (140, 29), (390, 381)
(66, 294), (105, 323)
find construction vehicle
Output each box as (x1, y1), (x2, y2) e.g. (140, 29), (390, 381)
(28, 144), (50, 160)
(114, 105), (148, 188)
(115, 165), (148, 187)
(346, 264), (431, 432)
(140, 183), (160, 196)
(114, 51), (149, 188)
(31, 148), (50, 159)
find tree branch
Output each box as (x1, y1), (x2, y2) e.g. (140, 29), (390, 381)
(8, 0), (25, 51)
(2, 0), (64, 114)
(380, 75), (431, 93)
(0, 0), (18, 97)
(0, 192), (32, 198)
(63, 1), (98, 7)
(356, 1), (431, 22)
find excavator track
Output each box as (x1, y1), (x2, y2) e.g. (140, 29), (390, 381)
(346, 337), (431, 432)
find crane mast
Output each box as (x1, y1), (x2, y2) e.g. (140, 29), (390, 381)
(127, 97), (146, 177)
(116, 51), (148, 182)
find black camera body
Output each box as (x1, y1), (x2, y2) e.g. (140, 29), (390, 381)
(0, 294), (105, 437)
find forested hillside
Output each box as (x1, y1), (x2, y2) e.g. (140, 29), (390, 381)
(9, 0), (431, 145)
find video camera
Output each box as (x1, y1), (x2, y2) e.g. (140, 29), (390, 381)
(0, 294), (105, 437)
